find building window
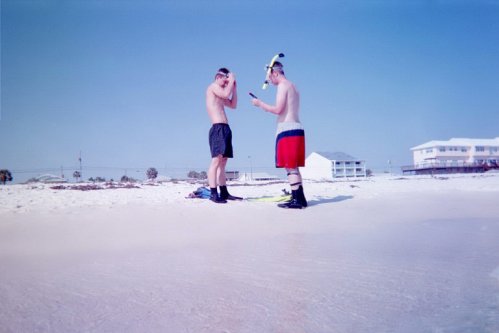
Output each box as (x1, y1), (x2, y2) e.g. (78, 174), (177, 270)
(475, 146), (485, 152)
(461, 147), (467, 152)
(425, 148), (433, 153)
(439, 147), (446, 152)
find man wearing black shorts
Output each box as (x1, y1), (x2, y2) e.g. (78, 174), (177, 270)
(205, 68), (242, 203)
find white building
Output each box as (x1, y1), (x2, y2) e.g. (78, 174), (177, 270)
(31, 174), (68, 184)
(411, 137), (499, 166)
(403, 137), (499, 174)
(238, 172), (281, 182)
(300, 152), (367, 181)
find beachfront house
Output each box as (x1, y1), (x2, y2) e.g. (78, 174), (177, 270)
(402, 137), (499, 175)
(300, 152), (367, 181)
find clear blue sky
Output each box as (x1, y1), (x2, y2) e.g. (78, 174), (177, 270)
(2, 0), (498, 181)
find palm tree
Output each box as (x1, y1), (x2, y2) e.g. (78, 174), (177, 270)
(187, 170), (199, 179)
(0, 169), (13, 185)
(187, 171), (207, 179)
(73, 171), (81, 182)
(146, 167), (158, 180)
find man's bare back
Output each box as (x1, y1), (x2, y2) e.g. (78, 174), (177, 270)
(275, 79), (300, 123)
(252, 75), (300, 123)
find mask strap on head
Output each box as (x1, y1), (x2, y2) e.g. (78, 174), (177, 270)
(216, 71), (229, 78)
(266, 65), (283, 72)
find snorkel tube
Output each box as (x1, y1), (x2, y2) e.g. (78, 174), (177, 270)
(262, 53), (285, 90)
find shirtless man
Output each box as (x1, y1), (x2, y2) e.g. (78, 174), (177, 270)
(251, 61), (307, 209)
(206, 67), (242, 203)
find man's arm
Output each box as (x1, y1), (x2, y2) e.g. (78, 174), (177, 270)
(211, 82), (234, 100)
(212, 73), (236, 100)
(252, 84), (286, 115)
(224, 81), (237, 109)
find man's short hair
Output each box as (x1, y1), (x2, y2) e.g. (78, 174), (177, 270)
(270, 61), (284, 75)
(215, 67), (230, 79)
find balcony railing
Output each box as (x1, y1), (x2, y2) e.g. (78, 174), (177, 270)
(401, 160), (498, 174)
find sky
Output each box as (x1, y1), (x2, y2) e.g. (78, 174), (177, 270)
(1, 0), (499, 182)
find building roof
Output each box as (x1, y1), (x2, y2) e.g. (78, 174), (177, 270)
(31, 174), (68, 183)
(411, 137), (499, 150)
(238, 172), (281, 181)
(314, 151), (360, 161)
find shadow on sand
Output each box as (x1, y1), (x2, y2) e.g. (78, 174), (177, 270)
(308, 195), (354, 207)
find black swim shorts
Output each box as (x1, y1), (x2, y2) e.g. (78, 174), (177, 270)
(209, 123), (233, 158)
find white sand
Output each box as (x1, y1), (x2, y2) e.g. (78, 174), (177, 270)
(1, 174), (499, 332)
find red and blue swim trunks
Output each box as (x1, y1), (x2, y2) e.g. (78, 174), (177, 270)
(275, 122), (305, 169)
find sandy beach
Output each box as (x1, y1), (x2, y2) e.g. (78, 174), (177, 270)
(1, 174), (499, 332)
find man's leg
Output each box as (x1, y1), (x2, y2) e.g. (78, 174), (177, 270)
(218, 157), (242, 200)
(208, 155), (226, 203)
(287, 168), (302, 191)
(216, 157), (228, 186)
(278, 168), (307, 209)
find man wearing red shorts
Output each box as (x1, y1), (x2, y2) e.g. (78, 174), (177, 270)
(251, 61), (307, 209)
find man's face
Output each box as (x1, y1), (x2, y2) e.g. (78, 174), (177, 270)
(267, 71), (278, 85)
(216, 74), (228, 87)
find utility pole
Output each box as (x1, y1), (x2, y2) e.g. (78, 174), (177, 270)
(79, 151), (82, 179)
(248, 155), (253, 181)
